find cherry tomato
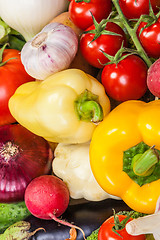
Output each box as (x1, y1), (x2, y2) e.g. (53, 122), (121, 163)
(69, 0), (112, 30)
(137, 17), (160, 58)
(119, 0), (160, 19)
(101, 54), (148, 102)
(98, 215), (146, 240)
(0, 48), (34, 126)
(80, 22), (127, 69)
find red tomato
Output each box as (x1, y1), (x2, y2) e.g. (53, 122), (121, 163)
(69, 0), (112, 30)
(0, 48), (34, 126)
(98, 215), (146, 240)
(101, 54), (148, 102)
(137, 17), (160, 58)
(80, 22), (127, 69)
(119, 0), (160, 19)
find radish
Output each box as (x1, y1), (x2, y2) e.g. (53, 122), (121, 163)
(147, 59), (160, 98)
(24, 175), (86, 239)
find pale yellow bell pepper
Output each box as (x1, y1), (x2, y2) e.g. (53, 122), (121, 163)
(9, 69), (110, 144)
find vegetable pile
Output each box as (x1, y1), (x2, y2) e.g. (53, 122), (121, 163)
(1, 0), (160, 239)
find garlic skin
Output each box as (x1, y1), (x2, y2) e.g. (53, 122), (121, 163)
(21, 22), (78, 80)
(0, 0), (69, 41)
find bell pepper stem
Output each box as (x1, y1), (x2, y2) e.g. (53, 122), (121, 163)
(75, 89), (103, 123)
(133, 146), (159, 176)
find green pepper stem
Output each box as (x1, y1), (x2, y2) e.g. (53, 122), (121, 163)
(133, 146), (159, 176)
(74, 89), (103, 123)
(112, 0), (152, 68)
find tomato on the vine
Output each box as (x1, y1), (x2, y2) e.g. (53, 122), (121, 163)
(137, 17), (160, 59)
(119, 0), (160, 19)
(69, 0), (112, 30)
(98, 215), (145, 240)
(101, 54), (148, 102)
(0, 47), (34, 126)
(80, 22), (127, 69)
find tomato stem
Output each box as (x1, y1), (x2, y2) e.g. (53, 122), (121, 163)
(112, 0), (153, 67)
(0, 43), (17, 67)
(112, 209), (133, 237)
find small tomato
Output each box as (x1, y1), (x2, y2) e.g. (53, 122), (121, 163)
(101, 54), (148, 102)
(98, 215), (146, 240)
(69, 0), (112, 30)
(119, 0), (160, 19)
(80, 22), (127, 69)
(137, 17), (160, 59)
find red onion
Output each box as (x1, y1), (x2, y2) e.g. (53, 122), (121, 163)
(0, 124), (53, 203)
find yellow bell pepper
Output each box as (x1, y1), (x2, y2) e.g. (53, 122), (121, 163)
(90, 100), (160, 214)
(9, 69), (110, 144)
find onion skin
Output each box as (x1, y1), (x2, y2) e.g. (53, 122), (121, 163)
(0, 0), (69, 41)
(0, 124), (53, 203)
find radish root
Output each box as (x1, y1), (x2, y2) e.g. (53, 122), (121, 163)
(48, 213), (86, 240)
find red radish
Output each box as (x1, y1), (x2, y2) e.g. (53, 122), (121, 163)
(24, 175), (86, 239)
(147, 59), (160, 98)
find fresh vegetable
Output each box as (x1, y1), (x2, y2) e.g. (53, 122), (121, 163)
(52, 142), (119, 201)
(98, 213), (145, 240)
(101, 54), (148, 102)
(126, 197), (160, 240)
(0, 124), (53, 203)
(137, 16), (160, 59)
(9, 69), (110, 144)
(90, 100), (160, 214)
(112, 0), (152, 68)
(66, 228), (77, 240)
(119, 0), (160, 19)
(86, 228), (100, 240)
(50, 11), (82, 36)
(25, 175), (70, 220)
(25, 175), (86, 239)
(25, 199), (130, 239)
(69, 0), (112, 30)
(80, 18), (127, 68)
(0, 221), (44, 240)
(21, 22), (78, 80)
(0, 45), (34, 126)
(0, 201), (31, 233)
(50, 11), (98, 77)
(86, 211), (146, 240)
(0, 18), (25, 51)
(0, 0), (69, 41)
(147, 58), (160, 98)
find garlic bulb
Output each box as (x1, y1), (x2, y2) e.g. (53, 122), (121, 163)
(0, 0), (69, 41)
(21, 22), (78, 80)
